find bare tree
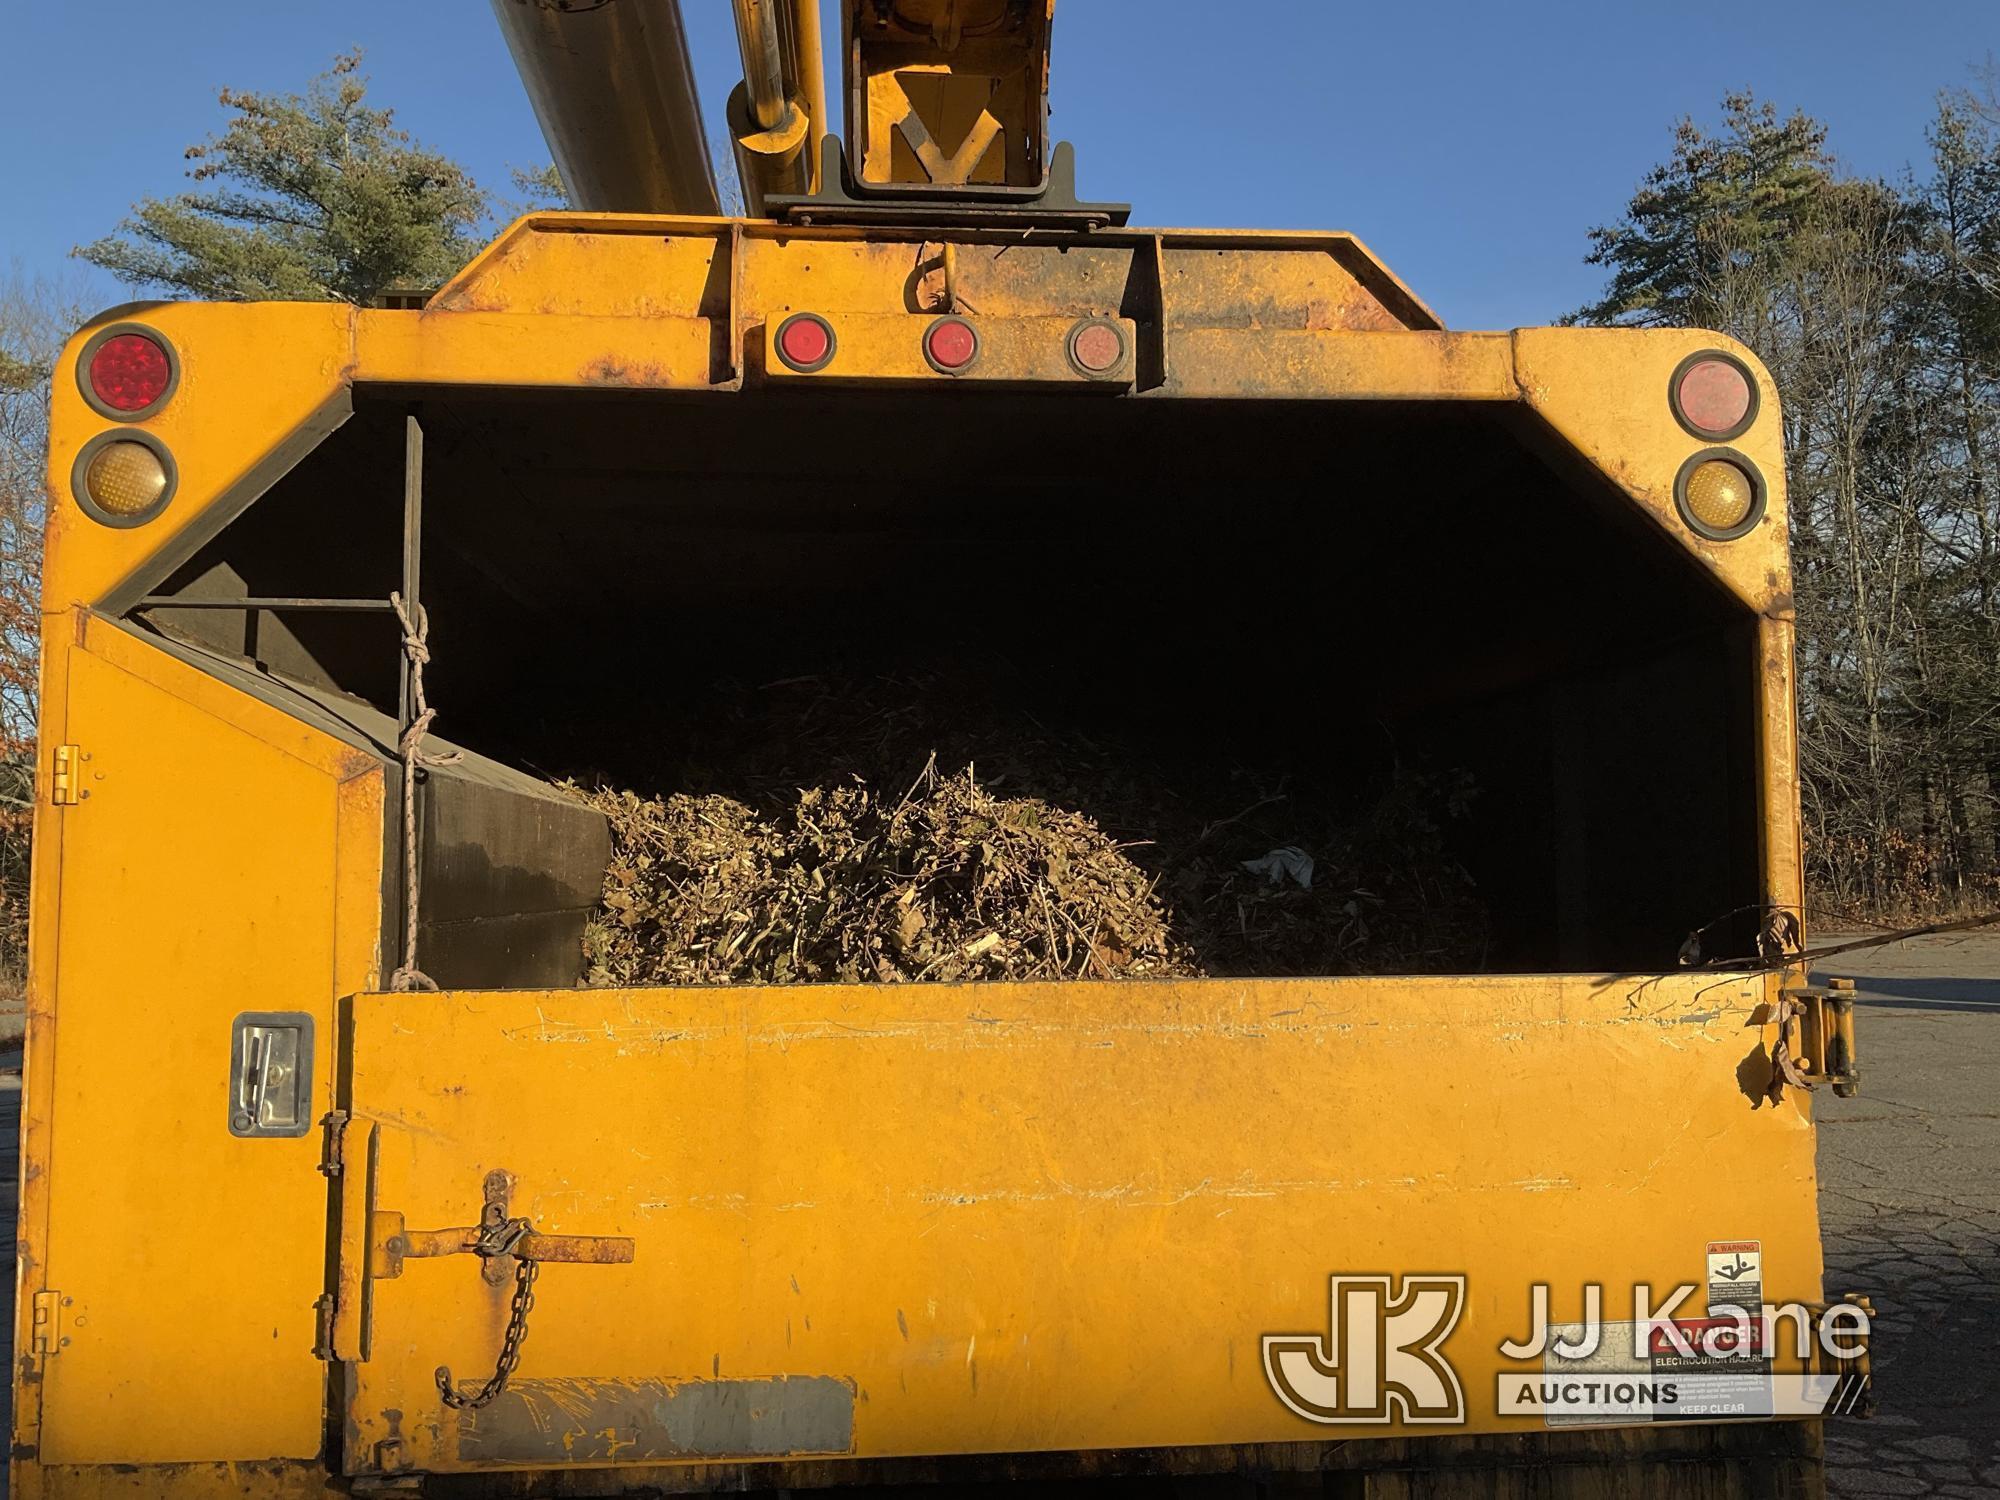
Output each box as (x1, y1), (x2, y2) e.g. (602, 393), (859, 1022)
(1583, 92), (2000, 917)
(0, 270), (94, 983)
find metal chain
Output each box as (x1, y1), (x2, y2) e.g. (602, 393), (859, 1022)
(435, 1244), (540, 1411)
(388, 590), (463, 994)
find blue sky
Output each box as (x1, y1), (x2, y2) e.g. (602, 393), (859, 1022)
(2, 2), (1994, 329)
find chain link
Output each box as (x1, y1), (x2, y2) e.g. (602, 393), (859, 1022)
(435, 1235), (540, 1411)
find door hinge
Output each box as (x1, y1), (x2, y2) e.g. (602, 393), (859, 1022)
(312, 1293), (337, 1361)
(30, 1291), (65, 1358)
(51, 744), (87, 806)
(1770, 980), (1861, 1101)
(319, 1109), (350, 1177)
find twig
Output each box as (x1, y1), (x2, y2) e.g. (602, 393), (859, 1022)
(1159, 792), (1290, 877)
(1706, 908), (2000, 970)
(893, 751), (940, 817)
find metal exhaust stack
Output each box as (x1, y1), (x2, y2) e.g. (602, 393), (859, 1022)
(490, 0), (721, 216)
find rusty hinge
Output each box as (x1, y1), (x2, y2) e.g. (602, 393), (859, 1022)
(50, 745), (87, 806)
(1769, 980), (1861, 1102)
(311, 1293), (337, 1361)
(30, 1291), (65, 1359)
(319, 1109), (351, 1178)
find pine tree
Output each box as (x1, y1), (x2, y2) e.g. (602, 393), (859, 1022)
(1577, 92), (1833, 330)
(77, 51), (489, 305)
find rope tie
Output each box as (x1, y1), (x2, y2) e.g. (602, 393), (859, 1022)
(389, 590), (462, 994)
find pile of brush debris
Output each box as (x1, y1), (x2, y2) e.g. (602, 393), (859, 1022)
(562, 673), (1489, 987)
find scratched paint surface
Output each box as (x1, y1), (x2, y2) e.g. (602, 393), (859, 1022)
(458, 1376), (855, 1463)
(344, 972), (1822, 1475)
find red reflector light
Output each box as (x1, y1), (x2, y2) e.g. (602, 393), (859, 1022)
(1068, 319), (1127, 377)
(924, 317), (980, 374)
(83, 329), (176, 418)
(1671, 353), (1757, 440)
(776, 314), (835, 373)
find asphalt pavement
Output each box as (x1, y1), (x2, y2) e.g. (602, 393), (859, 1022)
(1814, 933), (2000, 1499)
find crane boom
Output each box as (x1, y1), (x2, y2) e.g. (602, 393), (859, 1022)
(490, 0), (720, 215)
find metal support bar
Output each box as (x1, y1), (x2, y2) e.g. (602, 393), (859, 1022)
(133, 597), (396, 613)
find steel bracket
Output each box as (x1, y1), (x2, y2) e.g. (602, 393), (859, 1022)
(769, 136), (1130, 231)
(1771, 981), (1860, 1100)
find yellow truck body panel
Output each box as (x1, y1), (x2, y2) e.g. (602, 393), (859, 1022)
(16, 216), (1828, 1497)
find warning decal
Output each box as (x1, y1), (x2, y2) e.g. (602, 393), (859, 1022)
(1527, 1318), (1775, 1427)
(1706, 1241), (1763, 1312)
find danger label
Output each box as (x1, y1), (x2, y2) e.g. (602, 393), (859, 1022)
(1538, 1317), (1775, 1427)
(1706, 1241), (1763, 1311)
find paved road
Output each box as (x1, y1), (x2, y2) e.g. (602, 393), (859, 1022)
(0, 940), (1990, 1497)
(1814, 933), (2000, 1499)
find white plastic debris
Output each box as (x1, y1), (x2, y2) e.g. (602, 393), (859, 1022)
(1242, 846), (1315, 891)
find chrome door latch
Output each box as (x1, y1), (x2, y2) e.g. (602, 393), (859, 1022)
(230, 1012), (315, 1137)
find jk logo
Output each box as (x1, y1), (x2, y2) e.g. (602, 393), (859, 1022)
(1263, 1276), (1468, 1425)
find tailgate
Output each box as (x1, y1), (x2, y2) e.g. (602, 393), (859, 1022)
(336, 972), (1820, 1478)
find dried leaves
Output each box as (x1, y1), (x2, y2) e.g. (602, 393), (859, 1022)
(563, 671), (1490, 989)
(570, 759), (1195, 987)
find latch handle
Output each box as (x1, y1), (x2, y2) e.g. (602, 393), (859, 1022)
(369, 1170), (634, 1281)
(372, 1217), (635, 1277)
(366, 1169), (635, 1415)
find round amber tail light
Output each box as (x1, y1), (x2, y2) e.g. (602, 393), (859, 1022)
(73, 432), (177, 527)
(1675, 450), (1766, 542)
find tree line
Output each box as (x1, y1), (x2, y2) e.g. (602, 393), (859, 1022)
(2, 57), (1995, 985)
(1577, 86), (2000, 917)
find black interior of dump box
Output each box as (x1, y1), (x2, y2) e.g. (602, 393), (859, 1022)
(138, 388), (1765, 977)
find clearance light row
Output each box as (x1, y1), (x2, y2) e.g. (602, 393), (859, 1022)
(774, 313), (1130, 380)
(1669, 351), (1765, 543)
(73, 324), (180, 528)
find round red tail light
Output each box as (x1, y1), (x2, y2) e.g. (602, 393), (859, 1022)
(1671, 352), (1758, 441)
(775, 313), (836, 373)
(1067, 319), (1127, 377)
(80, 326), (177, 420)
(924, 317), (980, 375)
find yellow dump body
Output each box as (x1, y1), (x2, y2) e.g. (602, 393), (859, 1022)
(16, 216), (1832, 1498)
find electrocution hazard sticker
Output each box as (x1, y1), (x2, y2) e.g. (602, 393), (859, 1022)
(1533, 1319), (1775, 1426)
(1706, 1241), (1763, 1311)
